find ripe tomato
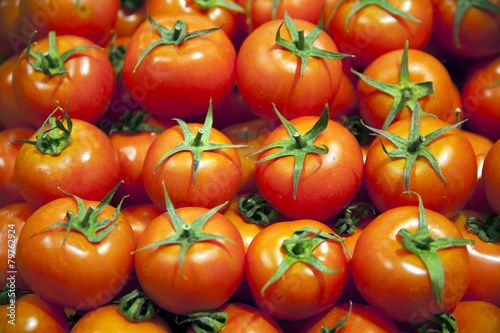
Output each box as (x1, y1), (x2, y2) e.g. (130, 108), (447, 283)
(115, 1), (146, 38)
(482, 138), (500, 215)
(0, 293), (70, 333)
(245, 219), (347, 321)
(121, 203), (163, 243)
(448, 301), (500, 332)
(19, 0), (120, 46)
(328, 62), (357, 121)
(16, 188), (136, 311)
(14, 109), (120, 209)
(12, 32), (115, 127)
(0, 0), (25, 57)
(122, 13), (237, 120)
(327, 0), (434, 68)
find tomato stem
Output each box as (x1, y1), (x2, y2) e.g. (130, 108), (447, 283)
(237, 191), (280, 226)
(176, 310), (228, 333)
(466, 213), (500, 243)
(297, 29), (305, 50)
(118, 289), (155, 323)
(193, 129), (204, 146)
(407, 135), (425, 154)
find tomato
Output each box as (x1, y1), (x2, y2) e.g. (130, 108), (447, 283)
(253, 108), (364, 221)
(0, 293), (70, 333)
(451, 210), (500, 307)
(327, 0), (434, 68)
(351, 198), (472, 323)
(461, 55), (500, 142)
(0, 203), (34, 289)
(16, 187), (136, 311)
(19, 0), (120, 46)
(121, 203), (162, 244)
(12, 32), (115, 127)
(431, 0), (500, 59)
(236, 13), (349, 121)
(115, 1), (146, 38)
(14, 109), (120, 209)
(328, 62), (357, 121)
(363, 114), (477, 219)
(0, 0), (25, 57)
(71, 304), (173, 333)
(297, 302), (400, 333)
(448, 301), (500, 332)
(122, 13), (237, 120)
(134, 194), (245, 315)
(482, 138), (500, 215)
(245, 219), (347, 321)
(0, 127), (35, 208)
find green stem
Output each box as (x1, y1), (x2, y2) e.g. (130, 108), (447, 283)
(297, 29), (305, 50)
(407, 135), (425, 153)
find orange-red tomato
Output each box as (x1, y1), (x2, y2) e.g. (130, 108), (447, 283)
(482, 138), (500, 215)
(448, 301), (500, 332)
(121, 203), (163, 243)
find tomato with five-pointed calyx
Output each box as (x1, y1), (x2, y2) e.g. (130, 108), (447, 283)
(482, 138), (500, 215)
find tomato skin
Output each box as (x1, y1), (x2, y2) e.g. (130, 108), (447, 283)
(0, 294), (70, 333)
(448, 301), (500, 332)
(134, 207), (245, 314)
(254, 116), (364, 221)
(71, 304), (173, 333)
(115, 4), (146, 38)
(14, 119), (120, 209)
(121, 204), (163, 243)
(351, 206), (471, 324)
(122, 13), (237, 120)
(236, 18), (343, 121)
(12, 34), (115, 128)
(482, 139), (500, 215)
(356, 47), (456, 129)
(16, 197), (136, 311)
(364, 117), (477, 219)
(328, 0), (434, 68)
(245, 219), (347, 321)
(0, 127), (35, 208)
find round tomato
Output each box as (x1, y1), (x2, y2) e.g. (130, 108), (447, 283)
(448, 301), (500, 332)
(245, 219), (347, 321)
(16, 189), (136, 311)
(482, 138), (500, 215)
(115, 1), (146, 38)
(121, 203), (163, 243)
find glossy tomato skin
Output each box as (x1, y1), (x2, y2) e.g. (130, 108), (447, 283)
(114, 3), (146, 38)
(451, 210), (500, 307)
(16, 197), (136, 311)
(14, 119), (120, 209)
(19, 0), (120, 46)
(134, 207), (245, 314)
(245, 219), (347, 321)
(121, 203), (162, 243)
(0, 127), (35, 208)
(236, 18), (344, 121)
(12, 34), (115, 128)
(482, 139), (500, 215)
(142, 123), (242, 211)
(327, 0), (434, 68)
(448, 301), (500, 332)
(364, 117), (477, 219)
(71, 304), (173, 333)
(122, 13), (237, 120)
(255, 116), (364, 221)
(351, 206), (471, 324)
(356, 48), (456, 129)
(0, 293), (70, 333)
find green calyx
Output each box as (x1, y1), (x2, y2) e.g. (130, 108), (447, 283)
(133, 7), (224, 72)
(250, 104), (330, 199)
(363, 103), (466, 194)
(333, 204), (377, 236)
(133, 182), (236, 279)
(24, 30), (101, 76)
(353, 40), (436, 129)
(107, 33), (127, 82)
(194, 0), (244, 13)
(176, 310), (228, 333)
(30, 182), (127, 245)
(341, 114), (370, 145)
(453, 0), (500, 48)
(466, 213), (500, 243)
(276, 9), (354, 76)
(320, 301), (353, 333)
(9, 102), (72, 156)
(398, 192), (474, 305)
(413, 313), (458, 333)
(154, 98), (250, 185)
(118, 289), (156, 323)
(0, 284), (30, 306)
(237, 191), (281, 226)
(260, 226), (345, 296)
(109, 110), (165, 135)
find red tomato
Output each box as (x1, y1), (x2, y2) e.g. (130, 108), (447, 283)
(328, 62), (358, 121)
(0, 127), (35, 208)
(448, 301), (500, 332)
(16, 192), (136, 311)
(115, 2), (146, 38)
(0, 0), (25, 57)
(14, 112), (120, 209)
(19, 0), (120, 46)
(12, 32), (115, 127)
(482, 138), (500, 215)
(327, 0), (434, 68)
(121, 203), (163, 243)
(71, 304), (173, 333)
(122, 13), (237, 120)
(0, 293), (70, 333)
(245, 219), (347, 321)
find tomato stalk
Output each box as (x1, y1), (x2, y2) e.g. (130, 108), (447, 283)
(118, 289), (156, 323)
(275, 9), (353, 76)
(133, 181), (236, 279)
(466, 212), (500, 243)
(109, 110), (165, 134)
(176, 310), (228, 333)
(453, 0), (500, 48)
(154, 98), (250, 184)
(333, 204), (377, 236)
(398, 192), (474, 305)
(250, 104), (330, 199)
(260, 226), (346, 296)
(237, 191), (280, 226)
(413, 312), (458, 333)
(341, 115), (370, 145)
(0, 284), (30, 306)
(320, 301), (353, 333)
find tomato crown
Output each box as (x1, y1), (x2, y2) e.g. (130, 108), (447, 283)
(176, 310), (228, 333)
(118, 289), (155, 323)
(320, 301), (353, 333)
(0, 284), (30, 306)
(237, 191), (281, 226)
(109, 110), (165, 135)
(333, 203), (378, 236)
(453, 0), (500, 47)
(413, 312), (458, 333)
(466, 212), (500, 243)
(341, 114), (370, 145)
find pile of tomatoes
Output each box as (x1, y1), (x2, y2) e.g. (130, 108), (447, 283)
(1, 0), (500, 332)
